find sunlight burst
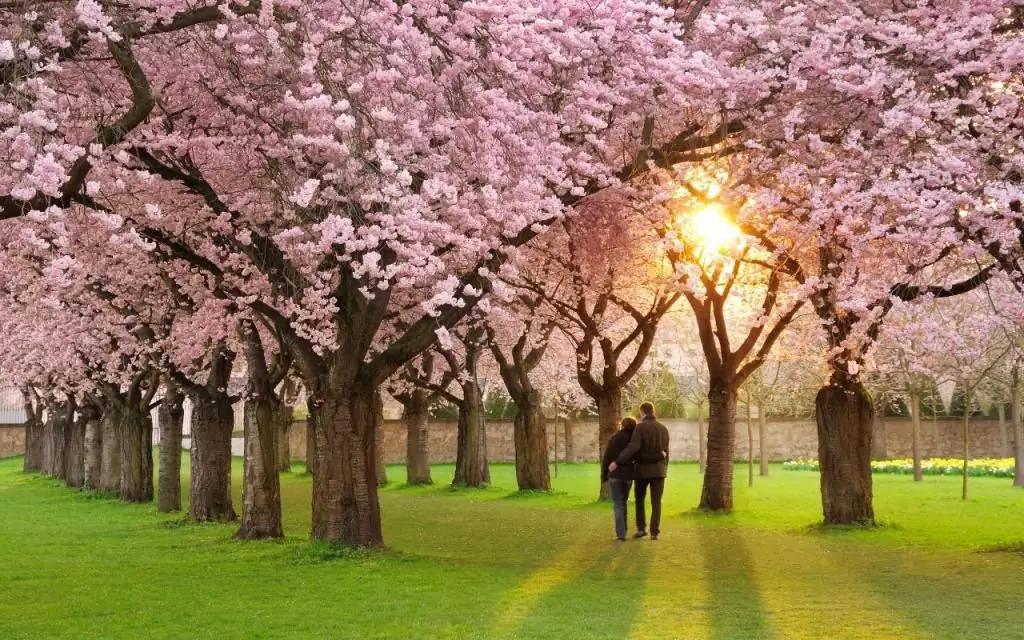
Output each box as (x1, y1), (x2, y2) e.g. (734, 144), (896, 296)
(688, 203), (741, 255)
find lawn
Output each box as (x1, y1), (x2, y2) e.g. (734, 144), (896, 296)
(0, 457), (1022, 640)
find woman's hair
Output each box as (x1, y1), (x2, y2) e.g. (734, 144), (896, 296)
(620, 417), (637, 430)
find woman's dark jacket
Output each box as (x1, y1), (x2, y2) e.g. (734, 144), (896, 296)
(601, 427), (636, 482)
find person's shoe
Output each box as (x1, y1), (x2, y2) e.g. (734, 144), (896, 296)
(633, 530), (647, 539)
(616, 537), (626, 542)
(651, 534), (659, 541)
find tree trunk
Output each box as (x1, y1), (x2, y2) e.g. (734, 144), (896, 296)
(815, 378), (874, 525)
(513, 389), (550, 491)
(698, 409), (707, 474)
(872, 411), (888, 460)
(1012, 366), (1022, 488)
(595, 389), (622, 500)
(404, 389), (432, 485)
(64, 411), (88, 488)
(40, 407), (54, 476)
(98, 406), (122, 492)
(83, 413), (102, 489)
(563, 419), (574, 463)
(758, 404), (768, 476)
(700, 377), (738, 511)
(118, 403), (152, 503)
(44, 402), (72, 479)
(961, 387), (971, 501)
(373, 391), (388, 487)
(158, 384), (185, 512)
(23, 410), (45, 473)
(746, 398), (753, 488)
(910, 392), (923, 482)
(307, 378), (383, 546)
(189, 391), (236, 522)
(143, 414), (154, 500)
(236, 393), (283, 539)
(480, 412), (491, 485)
(275, 401), (293, 473)
(997, 404), (1009, 459)
(454, 381), (488, 487)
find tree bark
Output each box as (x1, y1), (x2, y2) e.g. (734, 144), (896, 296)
(43, 401), (72, 479)
(1013, 366), (1023, 488)
(64, 409), (89, 488)
(454, 380), (488, 487)
(962, 387), (971, 501)
(373, 390), (388, 487)
(700, 377), (738, 511)
(23, 416), (44, 473)
(22, 393), (44, 473)
(480, 405), (491, 485)
(758, 404), (768, 476)
(997, 404), (1009, 459)
(189, 390), (237, 522)
(98, 405), (122, 492)
(910, 391), (923, 482)
(404, 389), (432, 485)
(307, 377), (383, 546)
(563, 419), (574, 463)
(815, 378), (875, 525)
(274, 399), (293, 473)
(158, 383), (185, 512)
(83, 411), (102, 490)
(118, 402), (152, 503)
(745, 398), (753, 488)
(698, 410), (706, 474)
(40, 406), (54, 476)
(595, 389), (622, 500)
(872, 411), (888, 460)
(513, 389), (550, 491)
(236, 392), (283, 539)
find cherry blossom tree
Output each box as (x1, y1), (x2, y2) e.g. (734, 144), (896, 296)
(484, 288), (558, 491)
(4, 0), (742, 547)
(688, 0), (1022, 524)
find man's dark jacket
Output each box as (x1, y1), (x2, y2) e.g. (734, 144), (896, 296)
(601, 427), (636, 483)
(615, 416), (670, 479)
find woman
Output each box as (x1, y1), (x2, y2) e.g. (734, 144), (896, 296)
(600, 417), (637, 541)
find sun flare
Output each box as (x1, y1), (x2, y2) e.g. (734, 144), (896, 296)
(687, 203), (741, 255)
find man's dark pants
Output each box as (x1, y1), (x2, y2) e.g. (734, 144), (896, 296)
(634, 477), (665, 536)
(609, 478), (633, 540)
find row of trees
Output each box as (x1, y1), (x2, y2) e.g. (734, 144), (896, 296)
(1, 1), (1021, 547)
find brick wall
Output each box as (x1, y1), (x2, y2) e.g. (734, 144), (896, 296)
(288, 416), (1018, 464)
(0, 424), (25, 458)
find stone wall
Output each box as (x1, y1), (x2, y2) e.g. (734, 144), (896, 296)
(3, 416), (1014, 462)
(288, 417), (1018, 464)
(0, 424), (25, 458)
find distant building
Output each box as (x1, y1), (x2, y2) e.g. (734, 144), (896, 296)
(0, 388), (26, 424)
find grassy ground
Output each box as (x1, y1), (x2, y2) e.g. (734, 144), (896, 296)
(0, 457), (1022, 640)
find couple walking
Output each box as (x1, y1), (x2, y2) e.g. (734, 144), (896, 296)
(601, 402), (670, 542)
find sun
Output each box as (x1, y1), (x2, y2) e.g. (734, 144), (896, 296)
(687, 203), (741, 255)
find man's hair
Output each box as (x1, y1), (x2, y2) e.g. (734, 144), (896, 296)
(639, 402), (655, 417)
(620, 417), (637, 430)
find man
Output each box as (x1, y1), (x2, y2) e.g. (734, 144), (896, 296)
(608, 402), (669, 540)
(601, 417), (637, 542)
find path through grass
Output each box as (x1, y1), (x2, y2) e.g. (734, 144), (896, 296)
(0, 458), (1021, 639)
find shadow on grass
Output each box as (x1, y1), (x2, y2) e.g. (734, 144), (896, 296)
(979, 541), (1024, 557)
(814, 539), (1022, 640)
(503, 539), (656, 639)
(696, 523), (774, 640)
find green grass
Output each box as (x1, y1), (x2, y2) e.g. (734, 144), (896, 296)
(0, 458), (1022, 640)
